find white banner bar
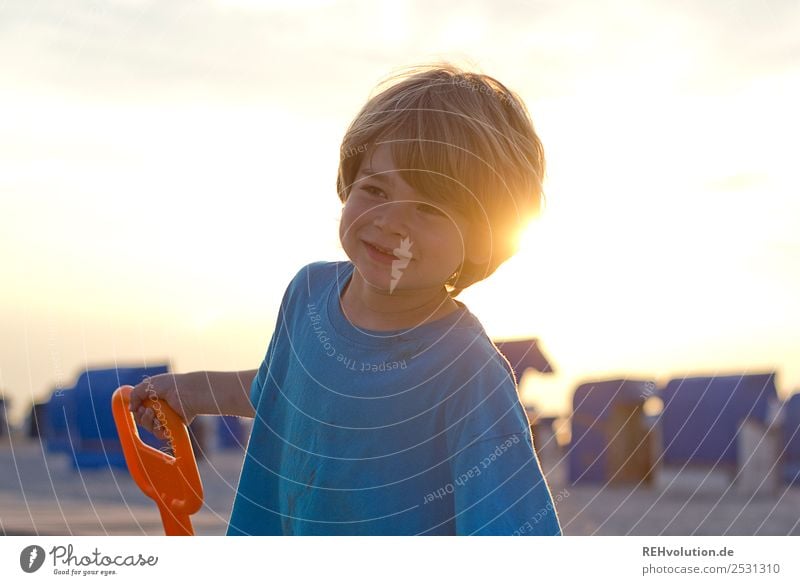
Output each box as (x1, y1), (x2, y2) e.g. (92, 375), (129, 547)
(1, 536), (797, 584)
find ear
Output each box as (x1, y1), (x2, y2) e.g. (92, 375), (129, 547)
(465, 220), (492, 266)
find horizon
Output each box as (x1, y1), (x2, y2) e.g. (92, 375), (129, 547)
(1, 0), (799, 425)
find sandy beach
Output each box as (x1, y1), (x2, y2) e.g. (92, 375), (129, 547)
(1, 435), (798, 536)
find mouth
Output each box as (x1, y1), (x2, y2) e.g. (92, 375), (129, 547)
(362, 240), (398, 259)
(361, 239), (415, 263)
(365, 241), (393, 255)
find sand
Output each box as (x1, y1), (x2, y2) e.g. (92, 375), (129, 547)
(1, 437), (798, 536)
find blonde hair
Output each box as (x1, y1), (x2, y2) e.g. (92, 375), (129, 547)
(337, 62), (546, 297)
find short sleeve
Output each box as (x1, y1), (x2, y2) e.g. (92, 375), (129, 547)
(449, 432), (562, 535)
(249, 264), (307, 408)
(249, 343), (273, 409)
(444, 349), (562, 535)
(444, 349), (530, 452)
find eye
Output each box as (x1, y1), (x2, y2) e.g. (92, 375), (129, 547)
(361, 185), (386, 198)
(418, 203), (445, 216)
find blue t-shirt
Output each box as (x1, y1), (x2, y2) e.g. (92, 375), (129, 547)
(226, 260), (561, 535)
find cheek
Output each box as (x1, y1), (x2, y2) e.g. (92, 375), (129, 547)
(431, 222), (467, 256)
(340, 197), (370, 238)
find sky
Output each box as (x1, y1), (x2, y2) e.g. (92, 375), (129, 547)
(1, 0), (799, 425)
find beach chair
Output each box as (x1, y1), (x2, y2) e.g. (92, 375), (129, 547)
(0, 397), (9, 437)
(568, 378), (657, 485)
(782, 393), (800, 485)
(660, 373), (777, 470)
(70, 366), (169, 469)
(494, 338), (555, 380)
(44, 387), (75, 455)
(216, 415), (248, 450)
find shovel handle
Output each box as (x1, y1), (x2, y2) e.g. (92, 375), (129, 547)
(112, 385), (203, 536)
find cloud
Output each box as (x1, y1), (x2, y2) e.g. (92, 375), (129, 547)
(1, 0), (796, 107)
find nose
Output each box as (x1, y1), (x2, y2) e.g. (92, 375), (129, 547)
(372, 200), (413, 237)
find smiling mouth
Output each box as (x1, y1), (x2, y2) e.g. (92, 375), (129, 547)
(364, 241), (395, 257)
(362, 239), (414, 261)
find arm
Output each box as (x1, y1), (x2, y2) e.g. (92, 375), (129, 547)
(185, 370), (257, 418)
(129, 369), (257, 441)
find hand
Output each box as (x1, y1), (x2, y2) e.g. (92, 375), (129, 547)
(129, 373), (196, 441)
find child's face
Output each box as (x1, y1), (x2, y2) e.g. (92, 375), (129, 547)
(339, 143), (483, 295)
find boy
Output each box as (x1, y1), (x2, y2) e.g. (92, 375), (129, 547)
(131, 63), (561, 535)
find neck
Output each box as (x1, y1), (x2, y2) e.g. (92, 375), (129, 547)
(340, 269), (458, 331)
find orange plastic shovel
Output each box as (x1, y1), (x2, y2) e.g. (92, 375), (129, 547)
(112, 385), (203, 535)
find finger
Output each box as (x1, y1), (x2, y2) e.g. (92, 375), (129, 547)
(147, 408), (170, 442)
(128, 381), (150, 412)
(131, 406), (144, 428)
(151, 415), (167, 442)
(140, 407), (156, 434)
